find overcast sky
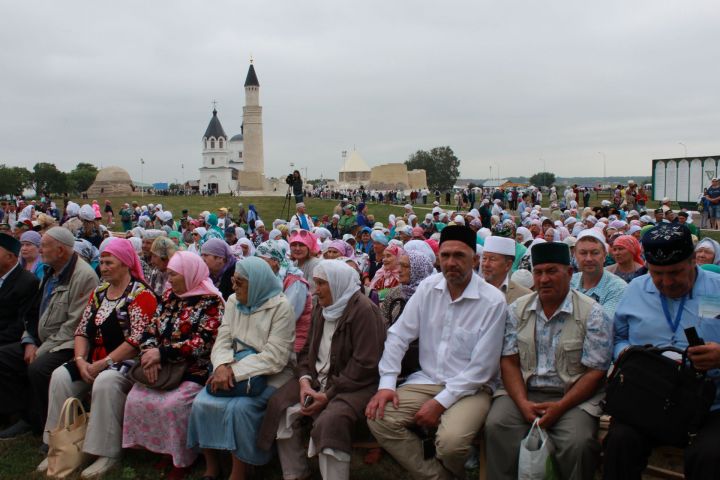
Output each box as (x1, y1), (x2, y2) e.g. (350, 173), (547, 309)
(1, 1), (719, 183)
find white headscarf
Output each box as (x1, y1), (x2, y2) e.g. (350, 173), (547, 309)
(313, 260), (360, 321)
(237, 237), (255, 257)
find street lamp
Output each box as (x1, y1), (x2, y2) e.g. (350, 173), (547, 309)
(140, 158), (145, 197)
(597, 152), (606, 179)
(678, 142), (687, 157)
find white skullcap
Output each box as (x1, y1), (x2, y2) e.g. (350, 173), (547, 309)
(511, 269), (534, 289)
(45, 226), (76, 248)
(79, 204), (96, 221)
(483, 236), (516, 257)
(576, 229), (607, 250)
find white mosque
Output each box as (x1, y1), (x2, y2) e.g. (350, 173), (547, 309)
(199, 62), (266, 194)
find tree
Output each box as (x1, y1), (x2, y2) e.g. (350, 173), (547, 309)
(0, 165), (32, 195)
(529, 171), (556, 188)
(32, 162), (68, 194)
(405, 146), (460, 191)
(68, 162), (98, 193)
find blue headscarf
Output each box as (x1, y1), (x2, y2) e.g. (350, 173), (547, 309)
(234, 256), (282, 314)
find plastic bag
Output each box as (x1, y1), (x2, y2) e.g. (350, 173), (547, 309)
(518, 418), (560, 480)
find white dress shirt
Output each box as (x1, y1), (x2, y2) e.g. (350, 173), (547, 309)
(378, 272), (507, 408)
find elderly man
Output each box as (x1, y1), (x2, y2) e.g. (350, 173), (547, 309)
(570, 229), (627, 319)
(603, 223), (720, 479)
(366, 225), (507, 480)
(288, 202), (314, 231)
(0, 235), (39, 345)
(482, 236), (531, 303)
(0, 227), (97, 439)
(485, 242), (613, 480)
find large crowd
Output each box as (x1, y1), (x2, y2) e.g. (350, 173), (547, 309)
(0, 178), (720, 480)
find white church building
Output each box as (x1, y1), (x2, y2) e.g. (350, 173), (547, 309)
(199, 62), (265, 194)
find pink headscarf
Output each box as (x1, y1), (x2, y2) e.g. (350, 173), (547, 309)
(167, 251), (223, 300)
(613, 235), (644, 265)
(102, 238), (145, 281)
(289, 230), (320, 255)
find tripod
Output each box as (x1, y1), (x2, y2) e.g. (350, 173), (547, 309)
(281, 185), (293, 221)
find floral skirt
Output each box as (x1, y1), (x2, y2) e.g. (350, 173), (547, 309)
(122, 381), (203, 467)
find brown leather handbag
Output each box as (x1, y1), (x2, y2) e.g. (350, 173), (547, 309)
(129, 360), (188, 390)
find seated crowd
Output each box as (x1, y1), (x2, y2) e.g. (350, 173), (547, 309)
(0, 193), (719, 480)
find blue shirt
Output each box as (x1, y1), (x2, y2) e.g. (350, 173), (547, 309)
(613, 268), (720, 410)
(571, 270), (627, 319)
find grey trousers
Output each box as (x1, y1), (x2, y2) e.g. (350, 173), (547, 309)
(484, 392), (600, 480)
(43, 366), (133, 459)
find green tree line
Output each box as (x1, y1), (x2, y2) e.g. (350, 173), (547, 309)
(0, 162), (98, 196)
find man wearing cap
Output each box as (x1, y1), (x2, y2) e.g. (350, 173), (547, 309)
(704, 177), (720, 230)
(570, 229), (627, 319)
(603, 223), (720, 479)
(0, 227), (98, 439)
(653, 208), (665, 224)
(367, 225), (507, 480)
(288, 202), (313, 231)
(482, 236), (532, 304)
(485, 242), (613, 480)
(677, 211), (699, 238)
(0, 235), (39, 345)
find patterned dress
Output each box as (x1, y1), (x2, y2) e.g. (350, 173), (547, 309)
(122, 291), (224, 467)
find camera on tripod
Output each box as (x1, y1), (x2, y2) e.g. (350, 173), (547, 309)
(285, 173), (295, 186)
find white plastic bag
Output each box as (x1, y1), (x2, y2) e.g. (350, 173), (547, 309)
(518, 418), (555, 480)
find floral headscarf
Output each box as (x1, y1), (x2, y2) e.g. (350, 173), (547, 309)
(402, 250), (435, 298)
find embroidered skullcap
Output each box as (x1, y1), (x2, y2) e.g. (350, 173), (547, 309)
(641, 223), (694, 266)
(531, 242), (570, 266)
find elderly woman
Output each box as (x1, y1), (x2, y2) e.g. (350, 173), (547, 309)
(19, 230), (44, 279)
(256, 240), (312, 354)
(323, 240), (354, 260)
(289, 230), (321, 292)
(258, 260), (385, 480)
(201, 238), (237, 300)
(38, 239), (157, 477)
(148, 236), (178, 297)
(695, 238), (720, 266)
(606, 234), (647, 283)
(380, 251), (435, 328)
(123, 252), (224, 478)
(188, 227), (206, 254)
(252, 220), (269, 247)
(368, 243), (404, 296)
(236, 237), (255, 259)
(187, 257), (295, 480)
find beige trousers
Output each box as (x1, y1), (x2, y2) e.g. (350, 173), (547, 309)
(43, 365), (133, 459)
(367, 384), (491, 480)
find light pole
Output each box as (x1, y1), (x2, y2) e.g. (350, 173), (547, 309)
(140, 158), (145, 197)
(678, 142), (687, 157)
(597, 152), (606, 179)
(540, 157), (546, 173)
(489, 165), (492, 182)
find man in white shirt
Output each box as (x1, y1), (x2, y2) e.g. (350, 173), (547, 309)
(288, 202), (314, 231)
(366, 225), (507, 480)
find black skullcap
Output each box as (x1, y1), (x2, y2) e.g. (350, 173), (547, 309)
(641, 223), (694, 266)
(654, 208), (664, 214)
(531, 242), (570, 267)
(0, 232), (20, 256)
(677, 211), (689, 218)
(439, 225), (476, 253)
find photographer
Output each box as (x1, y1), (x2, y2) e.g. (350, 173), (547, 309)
(286, 170), (304, 204)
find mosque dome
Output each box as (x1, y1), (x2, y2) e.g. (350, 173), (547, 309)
(86, 166), (134, 196)
(94, 166), (133, 184)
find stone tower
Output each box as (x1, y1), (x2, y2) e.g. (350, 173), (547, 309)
(239, 61), (265, 190)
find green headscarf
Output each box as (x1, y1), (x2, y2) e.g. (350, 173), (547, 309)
(234, 257), (283, 314)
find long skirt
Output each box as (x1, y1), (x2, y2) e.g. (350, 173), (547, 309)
(122, 381), (203, 467)
(187, 385), (276, 465)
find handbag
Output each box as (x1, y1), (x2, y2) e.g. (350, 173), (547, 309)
(206, 340), (267, 397)
(47, 397), (90, 478)
(603, 345), (715, 447)
(517, 419), (560, 480)
(129, 360), (188, 390)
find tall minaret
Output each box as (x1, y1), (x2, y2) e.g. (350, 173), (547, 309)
(239, 60), (265, 190)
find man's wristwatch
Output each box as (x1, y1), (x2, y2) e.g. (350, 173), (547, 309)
(105, 356), (114, 368)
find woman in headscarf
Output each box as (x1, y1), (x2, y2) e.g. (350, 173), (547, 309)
(236, 237), (255, 259)
(252, 220), (270, 247)
(74, 238), (101, 275)
(19, 230), (44, 279)
(123, 252), (224, 478)
(78, 204), (104, 248)
(38, 239), (157, 477)
(695, 238), (720, 266)
(187, 257), (295, 480)
(203, 214), (225, 241)
(368, 243), (404, 299)
(247, 204), (260, 233)
(324, 240), (354, 260)
(515, 226), (534, 248)
(256, 240), (312, 353)
(606, 234), (647, 283)
(289, 230), (321, 292)
(258, 260), (385, 480)
(380, 250), (435, 327)
(168, 230), (186, 250)
(366, 230), (388, 282)
(188, 227), (206, 254)
(201, 238), (237, 300)
(517, 237), (546, 272)
(148, 236), (178, 297)
(62, 201), (83, 235)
